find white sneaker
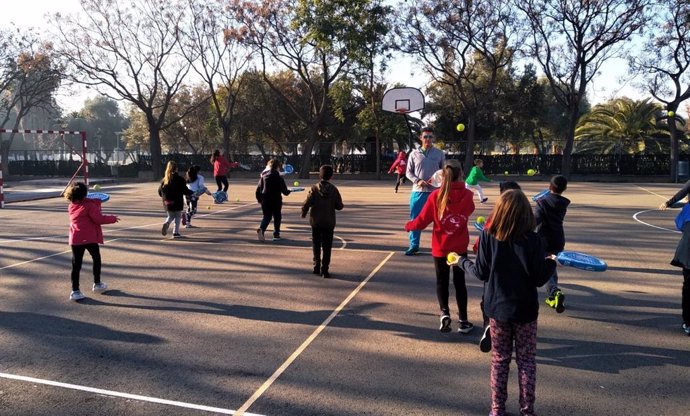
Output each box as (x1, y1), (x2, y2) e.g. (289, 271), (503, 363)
(257, 228), (265, 242)
(70, 290), (85, 301)
(92, 282), (108, 293)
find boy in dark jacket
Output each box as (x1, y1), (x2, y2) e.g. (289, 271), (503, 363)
(256, 159), (291, 241)
(534, 175), (570, 313)
(301, 165), (344, 278)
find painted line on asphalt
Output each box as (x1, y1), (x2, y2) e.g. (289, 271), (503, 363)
(233, 251), (396, 416)
(0, 372), (264, 415)
(632, 209), (680, 234)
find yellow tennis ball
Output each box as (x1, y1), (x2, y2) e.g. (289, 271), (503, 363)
(207, 206), (211, 210)
(447, 252), (459, 264)
(527, 169), (536, 176)
(236, 197), (240, 202)
(477, 216), (486, 224)
(456, 123), (465, 132)
(504, 171), (509, 175)
(293, 181), (299, 186)
(668, 110), (675, 117)
(92, 184), (101, 191)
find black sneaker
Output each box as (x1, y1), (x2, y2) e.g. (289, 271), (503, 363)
(439, 315), (452, 333)
(479, 325), (492, 352)
(683, 323), (690, 336)
(161, 222), (169, 236)
(458, 320), (474, 334)
(480, 197), (489, 203)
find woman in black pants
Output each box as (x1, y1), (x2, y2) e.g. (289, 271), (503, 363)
(255, 159), (291, 241)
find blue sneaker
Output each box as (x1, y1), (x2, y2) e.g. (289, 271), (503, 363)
(404, 246), (419, 256)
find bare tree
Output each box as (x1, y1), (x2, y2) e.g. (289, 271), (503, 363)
(630, 3), (690, 181)
(51, 0), (195, 179)
(228, 0), (382, 178)
(516, 0), (651, 176)
(179, 0), (251, 157)
(0, 30), (62, 178)
(397, 0), (522, 171)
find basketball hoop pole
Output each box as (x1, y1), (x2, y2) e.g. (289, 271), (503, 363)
(403, 113), (414, 151)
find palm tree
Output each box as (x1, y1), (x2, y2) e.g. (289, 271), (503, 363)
(574, 98), (669, 154)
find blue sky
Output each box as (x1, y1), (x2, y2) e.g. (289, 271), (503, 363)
(3, 0), (649, 113)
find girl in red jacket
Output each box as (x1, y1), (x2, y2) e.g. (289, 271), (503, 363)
(65, 182), (119, 301)
(388, 150), (408, 193)
(210, 149), (239, 193)
(405, 159), (476, 333)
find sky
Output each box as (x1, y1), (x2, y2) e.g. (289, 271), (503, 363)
(1, 0), (653, 115)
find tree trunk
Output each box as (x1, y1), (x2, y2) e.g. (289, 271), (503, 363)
(463, 115), (476, 173)
(561, 108), (579, 177)
(298, 133), (318, 179)
(148, 124), (163, 180)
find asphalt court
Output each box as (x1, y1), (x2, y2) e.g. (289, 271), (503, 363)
(0, 178), (689, 415)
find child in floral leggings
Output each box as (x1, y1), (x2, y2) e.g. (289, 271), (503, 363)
(457, 189), (557, 416)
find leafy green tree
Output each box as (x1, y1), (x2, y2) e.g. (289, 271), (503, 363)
(574, 98), (668, 154)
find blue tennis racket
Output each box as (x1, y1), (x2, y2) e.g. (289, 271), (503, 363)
(213, 191), (228, 203)
(532, 189), (549, 201)
(473, 222), (484, 231)
(556, 251), (607, 272)
(87, 192), (110, 202)
(288, 187), (304, 192)
(284, 164), (294, 174)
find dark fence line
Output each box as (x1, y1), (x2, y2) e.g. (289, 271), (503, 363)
(6, 153), (683, 178)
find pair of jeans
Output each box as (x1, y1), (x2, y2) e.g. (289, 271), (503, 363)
(433, 256), (469, 320)
(408, 191), (431, 248)
(260, 199), (282, 237)
(71, 243), (101, 291)
(489, 319), (538, 416)
(312, 227), (334, 271)
(164, 210), (182, 234)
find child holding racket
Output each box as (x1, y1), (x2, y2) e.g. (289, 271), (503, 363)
(256, 159), (291, 241)
(534, 175), (570, 313)
(64, 182), (120, 301)
(660, 181), (690, 336)
(301, 165), (344, 278)
(457, 189), (557, 416)
(210, 149), (240, 194)
(158, 161), (193, 239)
(184, 165), (212, 228)
(472, 180), (522, 352)
(465, 159), (491, 203)
(405, 159), (476, 333)
(388, 150), (408, 193)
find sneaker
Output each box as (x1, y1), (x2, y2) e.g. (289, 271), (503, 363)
(92, 282), (108, 293)
(313, 265), (321, 275)
(272, 236), (281, 241)
(683, 323), (690, 336)
(181, 215), (187, 225)
(439, 315), (452, 333)
(404, 246), (420, 256)
(322, 271), (331, 279)
(479, 325), (492, 352)
(161, 222), (169, 236)
(480, 197), (489, 203)
(257, 228), (265, 242)
(553, 290), (565, 313)
(185, 223), (193, 228)
(458, 320), (474, 334)
(70, 290), (85, 301)
(172, 233), (182, 239)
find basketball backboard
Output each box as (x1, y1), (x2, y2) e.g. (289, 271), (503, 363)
(382, 87), (424, 114)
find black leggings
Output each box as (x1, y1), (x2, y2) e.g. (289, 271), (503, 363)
(260, 200), (282, 237)
(395, 173), (406, 192)
(433, 255), (468, 320)
(215, 175), (229, 192)
(71, 243), (101, 291)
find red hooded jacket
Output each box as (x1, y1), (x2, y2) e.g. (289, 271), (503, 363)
(68, 198), (118, 245)
(388, 152), (408, 175)
(405, 182), (475, 257)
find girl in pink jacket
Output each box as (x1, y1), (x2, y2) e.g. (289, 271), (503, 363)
(65, 182), (119, 301)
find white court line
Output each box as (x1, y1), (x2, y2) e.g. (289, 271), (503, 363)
(0, 372), (264, 416)
(234, 251), (396, 416)
(632, 209), (680, 234)
(634, 184), (669, 200)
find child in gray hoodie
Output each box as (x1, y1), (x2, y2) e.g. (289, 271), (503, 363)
(301, 165), (344, 278)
